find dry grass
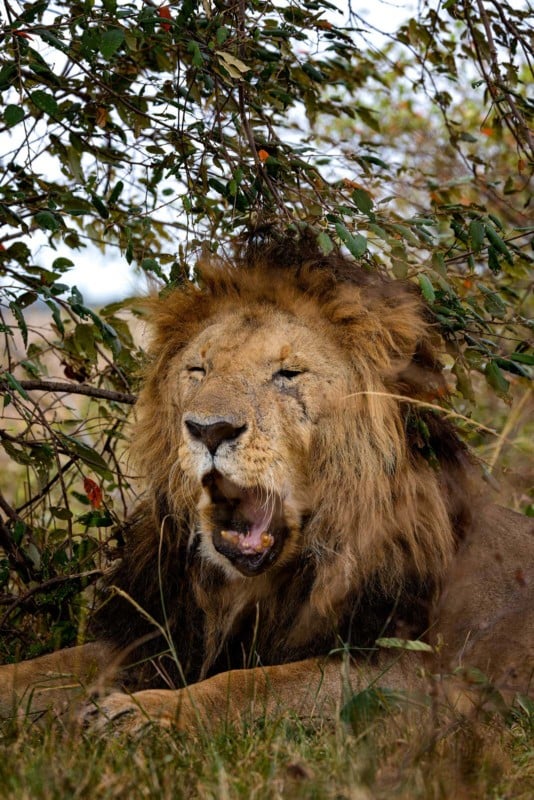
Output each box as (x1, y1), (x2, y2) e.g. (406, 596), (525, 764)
(1, 701), (533, 799)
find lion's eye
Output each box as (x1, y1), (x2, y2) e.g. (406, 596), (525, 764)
(272, 368), (304, 382)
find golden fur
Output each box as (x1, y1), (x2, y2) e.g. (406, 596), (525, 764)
(1, 240), (532, 732)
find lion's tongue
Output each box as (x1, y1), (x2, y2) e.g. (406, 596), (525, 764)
(229, 492), (273, 554)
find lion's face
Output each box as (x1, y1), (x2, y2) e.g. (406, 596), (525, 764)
(135, 257), (457, 600)
(173, 306), (349, 577)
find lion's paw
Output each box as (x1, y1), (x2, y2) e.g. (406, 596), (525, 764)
(81, 691), (167, 736)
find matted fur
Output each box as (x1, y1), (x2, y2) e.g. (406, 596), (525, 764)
(92, 241), (474, 689)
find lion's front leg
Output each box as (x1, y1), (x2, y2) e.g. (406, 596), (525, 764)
(83, 653), (425, 735)
(83, 658), (337, 735)
(0, 642), (118, 722)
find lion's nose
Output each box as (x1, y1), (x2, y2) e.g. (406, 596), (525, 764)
(184, 417), (247, 455)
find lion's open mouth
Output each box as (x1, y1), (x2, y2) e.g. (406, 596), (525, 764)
(202, 473), (287, 576)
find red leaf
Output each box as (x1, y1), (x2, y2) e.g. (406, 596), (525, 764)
(158, 6), (172, 32)
(13, 30), (33, 39)
(83, 477), (103, 509)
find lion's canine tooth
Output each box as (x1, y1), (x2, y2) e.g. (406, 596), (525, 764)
(261, 532), (274, 549)
(220, 530), (240, 545)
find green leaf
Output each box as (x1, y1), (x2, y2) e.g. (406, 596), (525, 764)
(216, 27), (229, 45)
(1, 439), (33, 465)
(359, 155), (389, 170)
(9, 302), (28, 347)
(36, 28), (69, 53)
(469, 220), (485, 253)
(45, 300), (64, 335)
(341, 687), (407, 729)
(418, 274), (435, 304)
(50, 506), (73, 520)
(488, 213), (504, 231)
(317, 231), (334, 256)
(90, 194), (109, 219)
(478, 285), (507, 318)
(100, 28), (125, 60)
(510, 352), (534, 366)
(352, 188), (374, 216)
(453, 361), (475, 402)
(4, 372), (29, 400)
(4, 104), (24, 127)
(487, 246), (501, 273)
(493, 357), (531, 378)
(34, 211), (59, 231)
(60, 435), (112, 478)
(78, 510), (113, 527)
(30, 90), (59, 116)
(52, 257), (74, 272)
(0, 63), (17, 91)
(485, 225), (513, 263)
(458, 132), (477, 142)
(188, 41), (204, 67)
(485, 360), (510, 396)
(109, 180), (124, 204)
(302, 62), (324, 82)
(141, 257), (165, 280)
(335, 223), (367, 258)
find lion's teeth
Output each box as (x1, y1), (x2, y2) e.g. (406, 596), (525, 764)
(220, 530), (240, 545)
(261, 532), (274, 549)
(220, 530), (273, 553)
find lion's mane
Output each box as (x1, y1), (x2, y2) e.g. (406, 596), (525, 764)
(94, 239), (474, 690)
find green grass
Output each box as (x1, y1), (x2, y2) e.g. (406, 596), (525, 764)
(1, 703), (532, 799)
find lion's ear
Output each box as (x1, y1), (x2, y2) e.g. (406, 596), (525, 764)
(328, 280), (426, 355)
(374, 290), (447, 402)
(328, 280), (447, 400)
(366, 282), (429, 358)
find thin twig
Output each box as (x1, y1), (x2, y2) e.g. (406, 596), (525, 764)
(15, 458), (76, 514)
(488, 387), (532, 472)
(1, 378), (136, 404)
(475, 0), (534, 158)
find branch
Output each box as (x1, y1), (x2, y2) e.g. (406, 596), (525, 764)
(16, 457), (76, 515)
(473, 0), (534, 159)
(2, 379), (136, 405)
(0, 569), (103, 628)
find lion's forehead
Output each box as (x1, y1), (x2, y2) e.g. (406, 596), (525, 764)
(179, 308), (342, 374)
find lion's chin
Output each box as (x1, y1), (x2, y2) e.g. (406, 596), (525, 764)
(202, 472), (288, 576)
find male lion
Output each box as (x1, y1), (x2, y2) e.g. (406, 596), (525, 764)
(1, 239), (532, 733)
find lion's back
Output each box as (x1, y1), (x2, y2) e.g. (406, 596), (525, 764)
(434, 505), (534, 693)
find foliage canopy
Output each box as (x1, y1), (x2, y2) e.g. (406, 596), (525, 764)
(0, 0), (532, 655)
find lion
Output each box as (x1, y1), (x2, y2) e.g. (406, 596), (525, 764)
(1, 238), (532, 734)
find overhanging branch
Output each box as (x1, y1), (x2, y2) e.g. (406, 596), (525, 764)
(2, 379), (136, 405)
